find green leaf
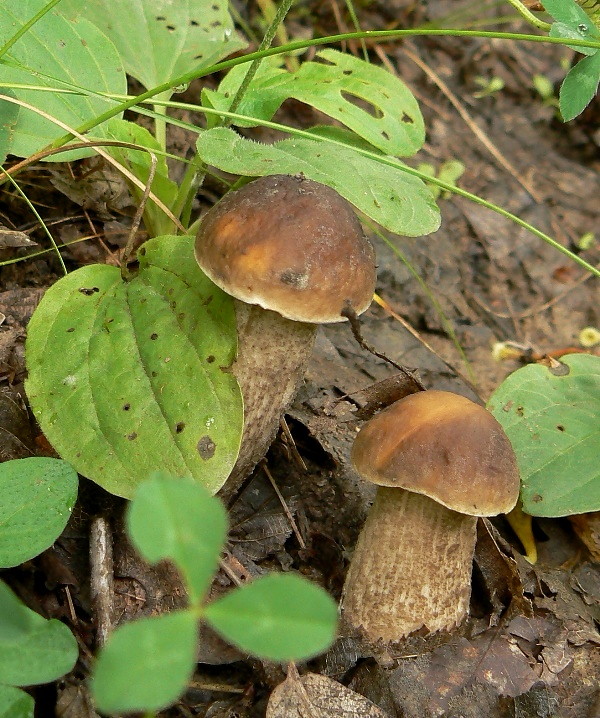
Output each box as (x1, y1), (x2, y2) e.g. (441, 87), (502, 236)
(549, 22), (599, 55)
(105, 118), (179, 235)
(92, 610), (197, 714)
(196, 128), (440, 237)
(127, 472), (227, 604)
(0, 90), (19, 165)
(0, 0), (126, 160)
(204, 49), (425, 156)
(559, 51), (600, 120)
(204, 574), (338, 661)
(0, 581), (78, 686)
(487, 354), (600, 517)
(544, 0), (597, 29)
(59, 0), (246, 93)
(0, 458), (78, 568)
(25, 235), (243, 499)
(0, 685), (33, 718)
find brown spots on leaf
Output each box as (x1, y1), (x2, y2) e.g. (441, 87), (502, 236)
(78, 287), (99, 295)
(197, 435), (216, 460)
(150, 333), (158, 340)
(127, 432), (138, 440)
(175, 422), (185, 433)
(206, 355), (215, 363)
(67, 327), (75, 333)
(123, 403), (131, 411)
(401, 112), (414, 123)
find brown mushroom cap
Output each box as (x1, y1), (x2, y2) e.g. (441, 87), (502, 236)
(351, 390), (520, 516)
(195, 174), (376, 323)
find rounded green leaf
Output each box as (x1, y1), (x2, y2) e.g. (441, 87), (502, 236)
(0, 0), (126, 160)
(204, 574), (338, 662)
(25, 235), (243, 499)
(488, 354), (600, 517)
(0, 685), (34, 718)
(0, 581), (78, 686)
(92, 610), (197, 714)
(127, 473), (228, 604)
(0, 458), (78, 568)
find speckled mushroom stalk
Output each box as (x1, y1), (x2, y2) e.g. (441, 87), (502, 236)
(341, 390), (520, 644)
(195, 175), (376, 499)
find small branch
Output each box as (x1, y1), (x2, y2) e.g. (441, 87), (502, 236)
(89, 516), (114, 648)
(342, 303), (426, 391)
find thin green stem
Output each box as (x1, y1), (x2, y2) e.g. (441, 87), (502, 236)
(226, 0), (295, 118)
(1, 167), (67, 275)
(504, 0), (551, 31)
(43, 29), (600, 151)
(0, 0), (64, 60)
(344, 0), (369, 62)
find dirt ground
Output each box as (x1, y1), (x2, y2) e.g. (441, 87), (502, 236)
(1, 1), (599, 716)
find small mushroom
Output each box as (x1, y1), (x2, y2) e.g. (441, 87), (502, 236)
(341, 389), (520, 644)
(195, 174), (376, 498)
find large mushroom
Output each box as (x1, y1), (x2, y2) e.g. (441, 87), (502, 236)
(195, 174), (376, 498)
(341, 389), (520, 643)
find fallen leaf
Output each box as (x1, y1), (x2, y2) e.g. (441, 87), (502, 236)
(267, 669), (389, 717)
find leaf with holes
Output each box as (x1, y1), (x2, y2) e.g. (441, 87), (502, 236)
(25, 235), (243, 498)
(59, 0), (246, 93)
(203, 49), (425, 156)
(196, 128), (440, 237)
(0, 0), (126, 160)
(487, 354), (600, 517)
(0, 458), (78, 568)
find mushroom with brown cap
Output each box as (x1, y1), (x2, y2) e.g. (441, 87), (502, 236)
(341, 389), (520, 644)
(195, 174), (376, 498)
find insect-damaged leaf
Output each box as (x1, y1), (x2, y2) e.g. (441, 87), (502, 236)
(25, 235), (242, 498)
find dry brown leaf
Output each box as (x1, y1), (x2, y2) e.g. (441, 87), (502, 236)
(267, 670), (389, 718)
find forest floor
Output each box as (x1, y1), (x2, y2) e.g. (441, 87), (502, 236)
(1, 1), (599, 716)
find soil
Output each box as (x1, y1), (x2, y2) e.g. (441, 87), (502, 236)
(1, 1), (599, 717)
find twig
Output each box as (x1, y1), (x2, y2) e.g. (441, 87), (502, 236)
(261, 461), (306, 549)
(89, 516), (114, 648)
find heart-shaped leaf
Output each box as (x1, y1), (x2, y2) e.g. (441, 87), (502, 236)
(205, 573), (338, 661)
(0, 458), (78, 568)
(488, 354), (600, 517)
(196, 128), (440, 237)
(127, 473), (228, 603)
(59, 0), (246, 92)
(0, 0), (126, 159)
(25, 235), (243, 498)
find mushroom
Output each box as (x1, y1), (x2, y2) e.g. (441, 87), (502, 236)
(195, 174), (376, 499)
(341, 389), (520, 644)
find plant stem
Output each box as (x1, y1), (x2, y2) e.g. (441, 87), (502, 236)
(226, 0), (295, 119)
(504, 0), (551, 31)
(45, 29), (600, 151)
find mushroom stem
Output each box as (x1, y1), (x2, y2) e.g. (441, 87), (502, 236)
(341, 487), (477, 643)
(218, 300), (316, 502)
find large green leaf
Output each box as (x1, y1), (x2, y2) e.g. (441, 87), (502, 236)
(59, 0), (246, 92)
(0, 581), (78, 686)
(127, 473), (228, 603)
(559, 51), (600, 120)
(0, 458), (78, 568)
(488, 355), (600, 517)
(196, 128), (440, 237)
(205, 574), (338, 661)
(25, 236), (243, 498)
(0, 0), (126, 159)
(203, 49), (425, 156)
(92, 610), (197, 714)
